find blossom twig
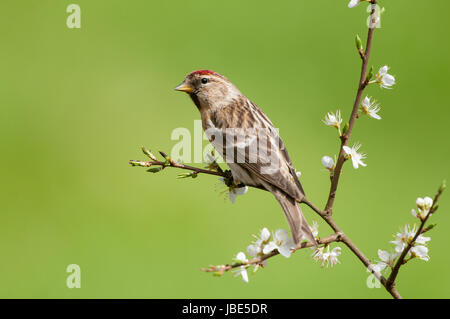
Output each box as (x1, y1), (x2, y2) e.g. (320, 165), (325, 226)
(386, 182), (446, 290)
(302, 197), (401, 299)
(129, 148), (226, 178)
(200, 233), (342, 273)
(324, 0), (378, 215)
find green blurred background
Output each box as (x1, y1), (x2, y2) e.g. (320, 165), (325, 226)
(0, 0), (449, 298)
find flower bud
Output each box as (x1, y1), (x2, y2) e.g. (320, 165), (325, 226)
(342, 122), (349, 136)
(416, 197), (425, 209)
(321, 156), (335, 170)
(141, 147), (157, 161)
(355, 34), (363, 51)
(441, 180), (447, 192)
(366, 66), (374, 82)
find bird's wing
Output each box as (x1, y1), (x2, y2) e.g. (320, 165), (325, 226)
(235, 128), (305, 202)
(208, 100), (305, 201)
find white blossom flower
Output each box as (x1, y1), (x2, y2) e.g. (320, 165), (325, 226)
(416, 196), (433, 211)
(327, 247), (341, 267)
(411, 245), (430, 261)
(376, 65), (396, 89)
(343, 143), (367, 169)
(390, 226), (413, 253)
(412, 196), (434, 219)
(390, 224), (430, 253)
(219, 177), (248, 203)
(321, 156), (335, 171)
(262, 229), (296, 258)
(323, 110), (342, 131)
(246, 227), (276, 267)
(360, 96), (381, 120)
(309, 221), (319, 238)
(232, 252), (249, 283)
(312, 247), (325, 262)
(312, 246), (341, 267)
(248, 227), (272, 255)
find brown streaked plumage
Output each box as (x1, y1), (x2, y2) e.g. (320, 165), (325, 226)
(175, 70), (316, 245)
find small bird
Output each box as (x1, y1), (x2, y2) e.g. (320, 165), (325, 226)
(175, 70), (316, 245)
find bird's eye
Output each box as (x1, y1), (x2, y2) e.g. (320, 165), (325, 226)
(201, 78), (208, 84)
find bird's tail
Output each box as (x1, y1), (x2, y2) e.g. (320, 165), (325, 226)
(273, 191), (317, 246)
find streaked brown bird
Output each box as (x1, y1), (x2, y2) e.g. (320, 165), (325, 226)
(175, 70), (316, 245)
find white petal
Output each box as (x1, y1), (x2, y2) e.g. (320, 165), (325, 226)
(411, 245), (429, 261)
(362, 96), (371, 107)
(236, 252), (247, 262)
(424, 196), (433, 208)
(351, 157), (359, 169)
(412, 245), (428, 255)
(343, 146), (352, 156)
(240, 267), (249, 282)
(377, 249), (390, 262)
(373, 262), (387, 273)
(278, 245), (292, 258)
(331, 247), (341, 257)
(274, 229), (290, 242)
(416, 235), (431, 245)
(309, 221), (319, 238)
(247, 244), (261, 257)
(379, 65), (389, 75)
(260, 228), (271, 241)
(383, 74), (395, 86)
(369, 112), (381, 120)
(416, 197), (425, 207)
(358, 158), (367, 167)
(262, 242), (277, 254)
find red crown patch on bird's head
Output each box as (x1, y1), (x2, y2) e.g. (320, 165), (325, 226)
(189, 69), (216, 76)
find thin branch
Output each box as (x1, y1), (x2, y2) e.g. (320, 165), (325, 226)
(129, 159), (226, 177)
(324, 0), (377, 215)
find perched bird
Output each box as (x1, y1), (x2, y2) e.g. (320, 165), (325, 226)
(175, 70), (316, 245)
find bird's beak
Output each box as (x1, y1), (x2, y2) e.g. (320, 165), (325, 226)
(174, 81), (194, 93)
